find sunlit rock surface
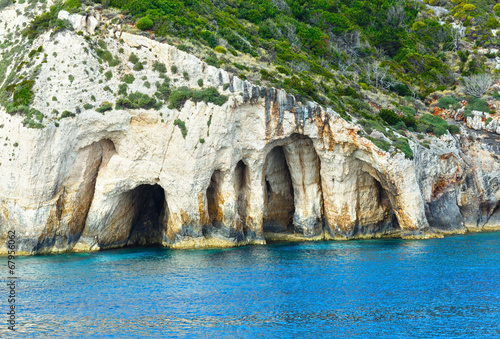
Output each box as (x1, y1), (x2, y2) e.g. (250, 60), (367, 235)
(1, 3), (500, 254)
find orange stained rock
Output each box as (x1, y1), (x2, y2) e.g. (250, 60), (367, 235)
(197, 192), (209, 225)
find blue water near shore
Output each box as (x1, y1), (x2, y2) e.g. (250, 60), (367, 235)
(3, 231), (500, 338)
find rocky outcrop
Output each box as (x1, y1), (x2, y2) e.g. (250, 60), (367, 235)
(1, 4), (500, 255)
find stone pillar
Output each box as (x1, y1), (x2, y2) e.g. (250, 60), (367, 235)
(283, 136), (323, 237)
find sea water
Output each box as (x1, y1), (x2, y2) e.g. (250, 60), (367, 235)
(2, 232), (500, 338)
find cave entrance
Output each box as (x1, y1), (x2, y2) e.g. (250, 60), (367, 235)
(262, 146), (295, 235)
(207, 170), (224, 227)
(234, 160), (250, 231)
(127, 184), (166, 246)
(354, 170), (400, 236)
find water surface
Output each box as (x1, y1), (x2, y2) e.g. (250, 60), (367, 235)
(2, 232), (500, 338)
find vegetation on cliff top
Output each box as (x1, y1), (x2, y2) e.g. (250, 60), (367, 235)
(3, 0), (500, 158)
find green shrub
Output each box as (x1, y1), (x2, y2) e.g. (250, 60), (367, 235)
(155, 79), (171, 100)
(168, 87), (192, 109)
(340, 86), (360, 98)
(60, 110), (75, 118)
(171, 65), (178, 74)
(379, 109), (400, 125)
(174, 119), (187, 138)
(464, 97), (489, 116)
(214, 46), (227, 54)
(457, 50), (470, 63)
(395, 121), (407, 130)
(152, 61), (167, 73)
(205, 57), (218, 67)
(433, 125), (447, 136)
(144, 81), (151, 89)
(104, 71), (112, 81)
(116, 92), (160, 110)
(169, 86), (228, 110)
(96, 102), (113, 113)
(133, 62), (144, 71)
(191, 87), (228, 106)
(438, 96), (459, 109)
(118, 83), (128, 95)
(399, 106), (416, 116)
(22, 4), (71, 40)
(223, 83), (230, 91)
(394, 138), (413, 159)
(122, 74), (135, 84)
(419, 113), (448, 126)
(418, 113), (449, 136)
(136, 17), (153, 31)
(233, 62), (250, 71)
(178, 44), (189, 52)
(421, 140), (431, 149)
(391, 83), (412, 97)
(97, 40), (106, 49)
(0, 0), (12, 10)
(183, 71), (189, 80)
(198, 78), (204, 87)
(367, 136), (390, 152)
(199, 138), (205, 143)
(95, 48), (119, 67)
(10, 80), (35, 107)
(128, 54), (139, 64)
(276, 66), (290, 75)
(83, 103), (93, 110)
(448, 125), (459, 134)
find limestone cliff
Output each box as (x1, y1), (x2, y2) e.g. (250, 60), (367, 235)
(1, 2), (499, 254)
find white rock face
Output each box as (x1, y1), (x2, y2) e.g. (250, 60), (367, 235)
(0, 4), (499, 254)
(58, 10), (100, 34)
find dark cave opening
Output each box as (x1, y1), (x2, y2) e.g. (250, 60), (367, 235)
(127, 184), (166, 246)
(207, 170), (224, 227)
(262, 146), (295, 234)
(234, 160), (250, 231)
(355, 172), (400, 235)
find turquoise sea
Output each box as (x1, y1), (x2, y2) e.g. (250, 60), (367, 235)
(2, 232), (500, 338)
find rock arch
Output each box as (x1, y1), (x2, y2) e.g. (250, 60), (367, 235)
(76, 181), (168, 250)
(35, 139), (116, 253)
(352, 169), (399, 236)
(261, 134), (324, 239)
(321, 150), (400, 239)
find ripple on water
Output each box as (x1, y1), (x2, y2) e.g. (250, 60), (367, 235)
(3, 232), (500, 338)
